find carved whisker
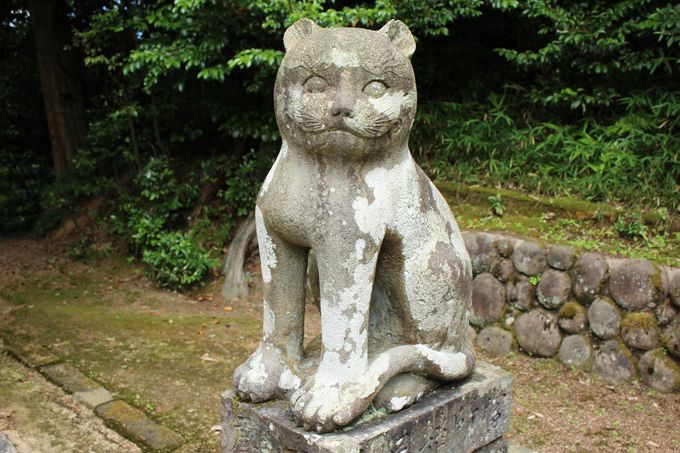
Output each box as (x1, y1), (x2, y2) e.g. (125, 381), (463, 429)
(377, 105), (399, 117)
(293, 109), (326, 131)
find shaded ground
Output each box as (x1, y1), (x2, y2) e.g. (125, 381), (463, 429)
(0, 237), (678, 452)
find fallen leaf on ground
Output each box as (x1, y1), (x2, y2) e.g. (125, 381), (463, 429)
(223, 306), (233, 312)
(200, 353), (219, 362)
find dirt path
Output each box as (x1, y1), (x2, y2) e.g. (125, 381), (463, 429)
(0, 236), (678, 452)
(0, 347), (139, 453)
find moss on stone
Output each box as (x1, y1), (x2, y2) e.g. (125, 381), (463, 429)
(559, 301), (585, 320)
(339, 405), (387, 431)
(649, 265), (664, 302)
(639, 348), (680, 393)
(507, 273), (522, 285)
(618, 341), (637, 371)
(95, 400), (182, 452)
(621, 312), (658, 331)
(435, 181), (613, 218)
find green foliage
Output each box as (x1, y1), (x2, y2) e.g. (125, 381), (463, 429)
(496, 1), (680, 114)
(141, 230), (217, 290)
(614, 212), (648, 241)
(110, 157), (215, 290)
(413, 92), (679, 208)
(67, 234), (92, 260)
(111, 156), (195, 251)
(488, 193), (505, 217)
(3, 0), (679, 290)
(220, 150), (273, 217)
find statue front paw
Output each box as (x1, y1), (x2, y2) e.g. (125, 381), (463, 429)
(290, 376), (372, 433)
(233, 343), (301, 403)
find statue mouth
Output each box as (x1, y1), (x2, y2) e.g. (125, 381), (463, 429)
(287, 112), (402, 140)
(312, 119), (401, 140)
(322, 124), (370, 138)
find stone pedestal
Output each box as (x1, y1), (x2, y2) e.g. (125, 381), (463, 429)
(221, 361), (511, 453)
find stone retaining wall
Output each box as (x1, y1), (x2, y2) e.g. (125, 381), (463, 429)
(463, 232), (680, 393)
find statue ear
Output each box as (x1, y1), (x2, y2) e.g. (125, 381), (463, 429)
(283, 18), (320, 52)
(379, 20), (416, 59)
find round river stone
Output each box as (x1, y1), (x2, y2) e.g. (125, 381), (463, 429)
(547, 244), (577, 271)
(470, 272), (506, 327)
(495, 238), (514, 258)
(638, 349), (680, 393)
(609, 260), (664, 311)
(669, 272), (680, 308)
(592, 340), (635, 384)
(572, 253), (609, 303)
(467, 325), (478, 344)
(476, 326), (513, 356)
(656, 299), (677, 326)
(558, 334), (592, 369)
(558, 301), (588, 333)
(506, 275), (534, 310)
(588, 297), (621, 339)
(512, 241), (547, 276)
(663, 320), (680, 359)
(536, 269), (572, 309)
(620, 312), (660, 351)
(464, 232), (498, 275)
(491, 257), (515, 283)
(514, 309), (562, 357)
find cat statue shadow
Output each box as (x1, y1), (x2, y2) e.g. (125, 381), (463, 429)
(233, 18), (475, 433)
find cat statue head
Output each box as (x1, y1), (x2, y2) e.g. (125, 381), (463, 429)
(274, 19), (417, 159)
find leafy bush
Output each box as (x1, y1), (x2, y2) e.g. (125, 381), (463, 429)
(111, 156), (196, 241)
(496, 1), (680, 115)
(110, 156), (216, 289)
(141, 230), (217, 290)
(413, 92), (679, 208)
(220, 150), (273, 217)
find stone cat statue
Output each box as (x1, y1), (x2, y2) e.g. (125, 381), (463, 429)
(233, 18), (475, 433)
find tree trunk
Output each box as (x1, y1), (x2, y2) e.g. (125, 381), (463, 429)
(221, 212), (257, 302)
(27, 0), (87, 177)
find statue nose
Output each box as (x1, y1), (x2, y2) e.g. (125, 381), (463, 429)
(331, 104), (354, 118)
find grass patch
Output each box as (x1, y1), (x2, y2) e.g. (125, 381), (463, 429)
(438, 182), (680, 267)
(1, 273), (261, 451)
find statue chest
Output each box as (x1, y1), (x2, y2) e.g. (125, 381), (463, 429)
(257, 155), (381, 246)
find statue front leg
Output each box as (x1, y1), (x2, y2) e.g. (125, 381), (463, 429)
(233, 206), (307, 402)
(290, 235), (382, 432)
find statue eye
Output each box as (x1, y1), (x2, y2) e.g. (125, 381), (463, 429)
(304, 76), (328, 93)
(363, 80), (387, 98)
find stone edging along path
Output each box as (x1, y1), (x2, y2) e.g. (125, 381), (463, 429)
(464, 232), (680, 393)
(1, 342), (182, 452)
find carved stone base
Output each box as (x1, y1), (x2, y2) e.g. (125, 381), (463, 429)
(221, 361), (511, 453)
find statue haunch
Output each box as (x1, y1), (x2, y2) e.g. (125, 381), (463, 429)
(233, 18), (475, 433)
